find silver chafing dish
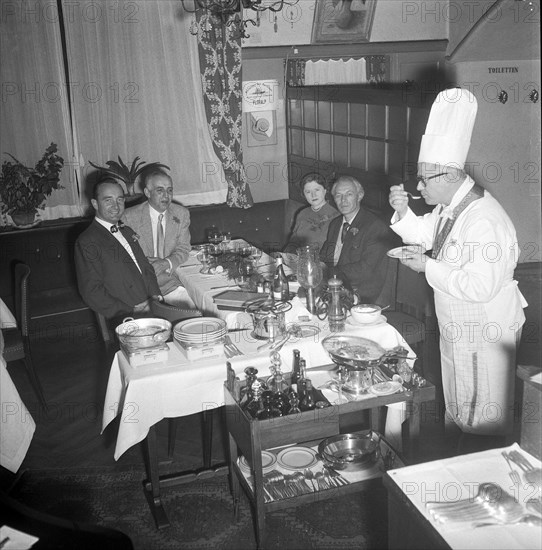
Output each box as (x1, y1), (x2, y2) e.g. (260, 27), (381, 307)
(322, 334), (408, 395)
(115, 317), (171, 352)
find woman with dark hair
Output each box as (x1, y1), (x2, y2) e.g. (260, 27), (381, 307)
(283, 173), (339, 254)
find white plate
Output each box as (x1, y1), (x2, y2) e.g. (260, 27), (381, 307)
(174, 317), (226, 336)
(387, 246), (423, 259)
(238, 451), (277, 474)
(276, 446), (318, 470)
(346, 315), (387, 328)
(369, 381), (403, 396)
(292, 324), (321, 338)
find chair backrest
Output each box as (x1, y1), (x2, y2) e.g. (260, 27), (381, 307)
(150, 299), (203, 324)
(95, 311), (113, 344)
(14, 263), (31, 337)
(395, 261), (435, 321)
(374, 256), (398, 310)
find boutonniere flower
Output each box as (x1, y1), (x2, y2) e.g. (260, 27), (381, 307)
(350, 227), (359, 236)
(172, 216), (180, 224)
(131, 233), (140, 242)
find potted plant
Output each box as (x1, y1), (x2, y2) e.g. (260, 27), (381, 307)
(89, 156), (170, 201)
(0, 142), (64, 226)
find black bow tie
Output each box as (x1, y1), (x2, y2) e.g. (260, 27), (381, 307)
(110, 220), (124, 233)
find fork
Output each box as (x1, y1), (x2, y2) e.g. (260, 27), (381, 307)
(224, 335), (243, 358)
(502, 451), (521, 486)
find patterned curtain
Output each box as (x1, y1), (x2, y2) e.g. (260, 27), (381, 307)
(196, 12), (253, 208)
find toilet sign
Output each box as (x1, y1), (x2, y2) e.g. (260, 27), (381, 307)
(242, 79), (278, 112)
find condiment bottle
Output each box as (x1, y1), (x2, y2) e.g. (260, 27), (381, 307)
(297, 358), (307, 400)
(290, 349), (301, 393)
(256, 390), (282, 419)
(243, 379), (264, 418)
(240, 366), (258, 406)
(273, 255), (290, 302)
(299, 379), (316, 411)
(328, 276), (346, 332)
(288, 391), (302, 415)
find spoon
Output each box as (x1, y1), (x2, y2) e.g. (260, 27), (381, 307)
(473, 514), (542, 528)
(406, 192), (422, 200)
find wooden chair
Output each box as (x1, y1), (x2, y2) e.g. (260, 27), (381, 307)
(149, 299), (203, 324)
(384, 259), (436, 378)
(2, 263), (47, 411)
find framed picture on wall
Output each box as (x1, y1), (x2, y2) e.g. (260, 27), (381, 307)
(311, 0), (377, 44)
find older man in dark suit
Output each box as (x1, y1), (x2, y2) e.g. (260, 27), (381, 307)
(75, 179), (162, 320)
(123, 168), (194, 307)
(320, 175), (394, 303)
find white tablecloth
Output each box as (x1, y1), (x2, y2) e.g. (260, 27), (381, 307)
(175, 242), (294, 329)
(0, 328), (36, 473)
(102, 304), (415, 460)
(0, 297), (17, 329)
(387, 443), (542, 549)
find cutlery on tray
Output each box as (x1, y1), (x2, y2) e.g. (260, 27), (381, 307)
(502, 451), (521, 486)
(224, 335), (243, 358)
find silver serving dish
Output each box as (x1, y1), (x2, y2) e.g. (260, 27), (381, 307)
(322, 334), (388, 370)
(318, 431), (381, 471)
(115, 317), (171, 351)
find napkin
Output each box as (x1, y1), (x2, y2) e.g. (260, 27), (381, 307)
(285, 296), (312, 324)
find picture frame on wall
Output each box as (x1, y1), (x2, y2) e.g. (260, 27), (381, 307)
(311, 0), (377, 44)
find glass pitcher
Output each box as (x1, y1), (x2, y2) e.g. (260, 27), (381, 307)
(296, 244), (323, 314)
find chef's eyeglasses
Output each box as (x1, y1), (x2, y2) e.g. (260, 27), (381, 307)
(417, 172), (448, 187)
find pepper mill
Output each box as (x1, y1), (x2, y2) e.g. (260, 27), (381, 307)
(328, 275), (346, 332)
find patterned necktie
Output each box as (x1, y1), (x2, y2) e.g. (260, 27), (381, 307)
(157, 213), (165, 259)
(340, 222), (350, 243)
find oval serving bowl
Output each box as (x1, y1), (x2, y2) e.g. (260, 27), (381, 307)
(115, 317), (171, 351)
(318, 431), (381, 471)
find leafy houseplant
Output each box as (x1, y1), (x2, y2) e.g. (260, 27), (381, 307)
(0, 143), (64, 226)
(89, 156), (170, 199)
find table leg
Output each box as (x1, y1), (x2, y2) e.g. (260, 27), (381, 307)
(369, 405), (386, 434)
(202, 409), (213, 468)
(228, 434), (240, 521)
(142, 425), (170, 529)
(405, 393), (422, 458)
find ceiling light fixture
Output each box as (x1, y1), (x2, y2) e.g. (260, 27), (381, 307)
(181, 0), (300, 39)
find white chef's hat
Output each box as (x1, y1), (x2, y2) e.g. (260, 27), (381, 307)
(418, 88), (478, 169)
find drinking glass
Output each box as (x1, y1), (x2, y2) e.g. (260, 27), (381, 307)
(207, 226), (222, 246)
(250, 247), (263, 266)
(296, 244), (323, 314)
(196, 248), (211, 273)
(208, 243), (223, 265)
(220, 231), (232, 252)
(236, 259), (254, 289)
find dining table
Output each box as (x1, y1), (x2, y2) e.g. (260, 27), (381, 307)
(101, 252), (435, 528)
(173, 240), (294, 329)
(0, 298), (36, 473)
(383, 442), (542, 550)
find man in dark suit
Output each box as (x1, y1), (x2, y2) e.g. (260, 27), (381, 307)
(75, 179), (162, 320)
(320, 175), (393, 303)
(123, 168), (194, 307)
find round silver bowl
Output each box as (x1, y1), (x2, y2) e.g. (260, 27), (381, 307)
(317, 431), (381, 471)
(115, 317), (171, 351)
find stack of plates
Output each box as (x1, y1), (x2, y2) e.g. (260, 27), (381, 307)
(173, 317), (227, 346)
(238, 451), (277, 475)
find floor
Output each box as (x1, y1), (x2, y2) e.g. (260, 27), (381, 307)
(1, 323), (516, 537)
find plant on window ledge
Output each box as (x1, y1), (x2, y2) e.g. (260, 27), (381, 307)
(89, 156), (170, 199)
(0, 142), (64, 227)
